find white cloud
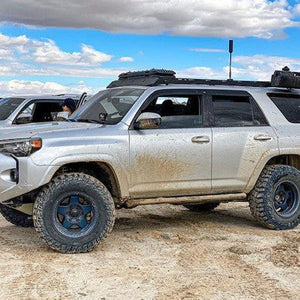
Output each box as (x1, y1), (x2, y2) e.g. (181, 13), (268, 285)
(0, 33), (30, 49)
(0, 80), (96, 96)
(232, 54), (300, 80)
(177, 54), (300, 81)
(189, 48), (225, 53)
(176, 66), (226, 79)
(0, 33), (125, 78)
(119, 57), (134, 62)
(293, 4), (300, 16)
(31, 41), (112, 66)
(0, 63), (124, 78)
(0, 1), (298, 39)
(0, 33), (113, 67)
(0, 48), (12, 59)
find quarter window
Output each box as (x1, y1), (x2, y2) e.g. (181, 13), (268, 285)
(268, 94), (300, 123)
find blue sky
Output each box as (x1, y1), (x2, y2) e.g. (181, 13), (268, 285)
(0, 0), (299, 96)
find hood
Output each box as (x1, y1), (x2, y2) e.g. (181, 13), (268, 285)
(0, 121), (100, 141)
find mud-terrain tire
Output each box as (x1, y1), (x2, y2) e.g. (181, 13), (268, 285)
(248, 165), (299, 230)
(33, 173), (115, 253)
(0, 203), (33, 227)
(183, 202), (220, 212)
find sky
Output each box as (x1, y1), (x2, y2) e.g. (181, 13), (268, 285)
(0, 0), (299, 96)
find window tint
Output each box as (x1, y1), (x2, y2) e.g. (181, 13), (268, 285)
(142, 95), (202, 128)
(268, 94), (300, 123)
(31, 102), (63, 122)
(16, 102), (63, 123)
(212, 95), (266, 127)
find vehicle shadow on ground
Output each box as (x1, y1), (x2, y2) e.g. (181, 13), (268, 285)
(114, 205), (263, 233)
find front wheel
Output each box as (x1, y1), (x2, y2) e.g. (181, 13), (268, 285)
(248, 165), (299, 230)
(33, 173), (115, 253)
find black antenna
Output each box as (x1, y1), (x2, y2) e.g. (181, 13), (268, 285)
(229, 40), (233, 80)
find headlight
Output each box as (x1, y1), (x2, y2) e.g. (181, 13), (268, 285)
(0, 138), (42, 157)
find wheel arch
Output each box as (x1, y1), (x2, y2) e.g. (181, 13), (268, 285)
(266, 154), (300, 170)
(52, 161), (125, 205)
(245, 154), (300, 193)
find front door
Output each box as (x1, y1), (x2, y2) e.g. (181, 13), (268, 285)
(129, 90), (212, 199)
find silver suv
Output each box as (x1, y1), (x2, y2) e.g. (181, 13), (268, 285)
(0, 68), (299, 253)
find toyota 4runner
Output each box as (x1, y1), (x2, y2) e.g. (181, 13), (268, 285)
(0, 68), (299, 253)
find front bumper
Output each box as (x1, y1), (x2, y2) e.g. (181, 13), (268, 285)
(0, 154), (57, 203)
(0, 154), (17, 199)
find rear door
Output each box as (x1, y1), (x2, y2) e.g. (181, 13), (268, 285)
(208, 90), (278, 193)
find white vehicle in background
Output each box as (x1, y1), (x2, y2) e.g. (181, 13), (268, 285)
(0, 93), (88, 127)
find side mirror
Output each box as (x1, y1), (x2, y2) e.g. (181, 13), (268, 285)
(134, 112), (161, 130)
(15, 113), (32, 124)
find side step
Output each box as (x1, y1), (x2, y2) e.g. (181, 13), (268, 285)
(125, 193), (247, 208)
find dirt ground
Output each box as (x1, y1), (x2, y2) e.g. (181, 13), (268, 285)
(0, 202), (299, 300)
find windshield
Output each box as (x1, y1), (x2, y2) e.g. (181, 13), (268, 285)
(71, 88), (145, 124)
(0, 97), (25, 120)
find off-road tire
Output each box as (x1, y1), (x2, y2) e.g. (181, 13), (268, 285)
(183, 202), (220, 212)
(33, 173), (115, 253)
(0, 203), (33, 227)
(248, 165), (300, 230)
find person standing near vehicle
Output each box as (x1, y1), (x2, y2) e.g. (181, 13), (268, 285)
(62, 98), (76, 117)
(55, 98), (77, 120)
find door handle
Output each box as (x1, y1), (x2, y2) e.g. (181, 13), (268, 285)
(254, 134), (272, 141)
(191, 136), (210, 143)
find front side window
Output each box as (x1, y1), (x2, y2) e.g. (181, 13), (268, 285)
(141, 94), (202, 129)
(212, 95), (267, 127)
(0, 97), (25, 120)
(268, 94), (300, 123)
(71, 88), (145, 124)
(15, 101), (64, 123)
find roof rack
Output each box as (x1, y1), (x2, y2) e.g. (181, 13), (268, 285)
(107, 69), (177, 88)
(107, 67), (300, 89)
(271, 67), (300, 89)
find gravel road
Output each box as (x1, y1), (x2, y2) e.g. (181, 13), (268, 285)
(0, 202), (299, 299)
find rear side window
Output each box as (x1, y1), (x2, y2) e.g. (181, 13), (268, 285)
(268, 94), (300, 123)
(212, 95), (268, 127)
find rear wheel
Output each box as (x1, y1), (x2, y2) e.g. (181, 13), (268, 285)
(33, 173), (115, 253)
(249, 165), (299, 230)
(183, 202), (220, 212)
